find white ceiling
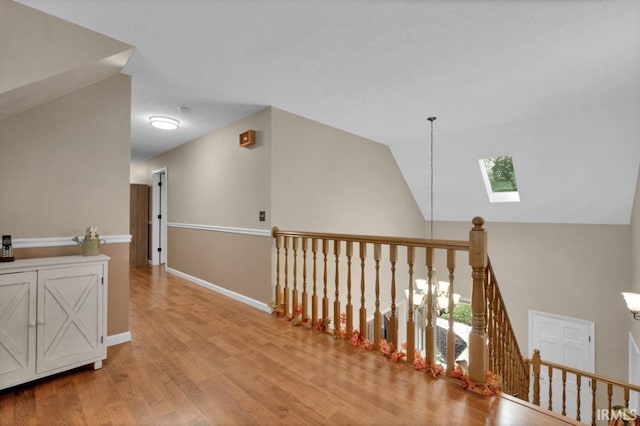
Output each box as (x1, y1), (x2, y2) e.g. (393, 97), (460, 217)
(16, 0), (640, 225)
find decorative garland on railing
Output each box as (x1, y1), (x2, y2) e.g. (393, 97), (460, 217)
(269, 302), (499, 396)
(451, 366), (500, 396)
(350, 330), (373, 350)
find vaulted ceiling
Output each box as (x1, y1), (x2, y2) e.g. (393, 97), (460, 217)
(15, 0), (640, 225)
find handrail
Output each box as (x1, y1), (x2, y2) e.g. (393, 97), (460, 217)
(272, 227), (471, 251)
(485, 258), (529, 399)
(528, 348), (640, 425)
(271, 217), (490, 385)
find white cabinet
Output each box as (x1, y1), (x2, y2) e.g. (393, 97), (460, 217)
(0, 255), (108, 391)
(0, 271), (37, 388)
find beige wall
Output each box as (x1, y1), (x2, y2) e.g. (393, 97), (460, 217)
(270, 107), (426, 237)
(0, 74), (131, 335)
(132, 108), (273, 301)
(631, 167), (640, 343)
(132, 107), (427, 307)
(0, 75), (131, 237)
(436, 220), (631, 381)
(131, 108), (271, 228)
(168, 227), (272, 302)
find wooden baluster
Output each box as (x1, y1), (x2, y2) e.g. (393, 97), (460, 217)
(576, 374), (582, 422)
(322, 240), (329, 327)
(446, 249), (456, 375)
(591, 380), (597, 426)
(625, 387), (630, 408)
(389, 244), (398, 349)
(374, 243), (381, 350)
(322, 240), (329, 321)
(532, 349), (541, 406)
(311, 238), (318, 326)
(468, 217), (488, 384)
(425, 247), (435, 364)
(359, 242), (367, 338)
(521, 361), (529, 402)
(346, 241), (353, 338)
(301, 238), (308, 322)
(562, 370), (567, 416)
(334, 240), (341, 337)
(503, 313), (508, 388)
(500, 307), (507, 392)
(523, 357), (531, 401)
(406, 246), (415, 364)
(283, 236), (290, 317)
(292, 237), (298, 315)
(607, 383), (613, 414)
(548, 366), (553, 410)
(509, 337), (515, 395)
(274, 230), (281, 306)
(498, 288), (503, 380)
(506, 337), (512, 394)
(486, 273), (495, 375)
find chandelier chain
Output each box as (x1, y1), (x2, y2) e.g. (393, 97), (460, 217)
(427, 117), (437, 239)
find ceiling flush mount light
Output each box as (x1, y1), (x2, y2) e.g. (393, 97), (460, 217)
(622, 292), (640, 320)
(149, 115), (180, 130)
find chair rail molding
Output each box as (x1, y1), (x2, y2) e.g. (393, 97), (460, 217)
(168, 222), (271, 237)
(14, 235), (132, 248)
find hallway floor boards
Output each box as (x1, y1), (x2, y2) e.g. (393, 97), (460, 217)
(0, 266), (578, 425)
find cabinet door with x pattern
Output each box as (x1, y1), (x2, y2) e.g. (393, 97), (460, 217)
(36, 264), (104, 374)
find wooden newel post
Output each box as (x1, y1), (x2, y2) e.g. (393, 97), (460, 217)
(468, 216), (488, 384)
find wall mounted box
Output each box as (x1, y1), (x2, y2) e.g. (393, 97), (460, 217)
(239, 130), (255, 147)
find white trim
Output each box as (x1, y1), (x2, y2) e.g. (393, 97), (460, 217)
(167, 267), (271, 313)
(151, 168), (168, 265)
(168, 222), (271, 237)
(106, 331), (131, 347)
(13, 234), (132, 249)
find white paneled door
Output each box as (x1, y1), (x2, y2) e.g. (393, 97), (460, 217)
(529, 310), (594, 424)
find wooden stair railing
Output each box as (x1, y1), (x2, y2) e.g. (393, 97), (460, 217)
(485, 258), (530, 399)
(272, 217), (490, 384)
(527, 349), (640, 426)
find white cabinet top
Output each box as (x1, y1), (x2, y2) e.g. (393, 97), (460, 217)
(0, 255), (110, 274)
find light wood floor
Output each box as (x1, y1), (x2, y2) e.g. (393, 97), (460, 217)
(0, 266), (580, 425)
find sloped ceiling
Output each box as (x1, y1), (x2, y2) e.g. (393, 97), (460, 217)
(0, 0), (133, 120)
(13, 0), (640, 225)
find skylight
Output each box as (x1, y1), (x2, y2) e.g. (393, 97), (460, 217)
(478, 156), (520, 203)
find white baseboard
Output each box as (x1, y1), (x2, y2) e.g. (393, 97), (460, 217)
(166, 267), (271, 313)
(106, 331), (132, 347)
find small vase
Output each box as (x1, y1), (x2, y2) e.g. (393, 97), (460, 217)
(82, 239), (100, 256)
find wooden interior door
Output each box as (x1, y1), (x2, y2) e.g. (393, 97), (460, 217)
(36, 265), (103, 373)
(130, 183), (150, 266)
(0, 272), (36, 388)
